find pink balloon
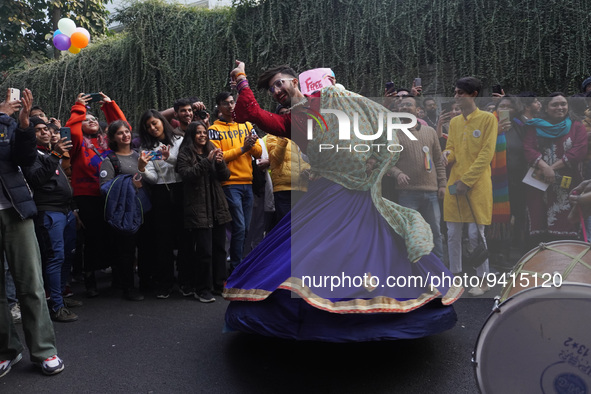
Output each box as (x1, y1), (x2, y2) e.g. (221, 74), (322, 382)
(53, 34), (71, 51)
(74, 27), (90, 41)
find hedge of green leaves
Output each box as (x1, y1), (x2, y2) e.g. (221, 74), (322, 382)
(2, 0), (590, 126)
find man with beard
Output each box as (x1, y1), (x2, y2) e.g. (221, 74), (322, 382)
(172, 98), (194, 136)
(222, 61), (462, 342)
(422, 97), (439, 129)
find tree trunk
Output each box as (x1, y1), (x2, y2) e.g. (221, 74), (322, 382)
(52, 5), (61, 59)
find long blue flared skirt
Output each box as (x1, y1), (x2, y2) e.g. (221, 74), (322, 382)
(224, 178), (459, 342)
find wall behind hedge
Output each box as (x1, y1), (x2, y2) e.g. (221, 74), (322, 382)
(2, 0), (590, 126)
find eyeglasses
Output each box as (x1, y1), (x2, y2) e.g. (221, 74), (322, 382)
(268, 78), (293, 94)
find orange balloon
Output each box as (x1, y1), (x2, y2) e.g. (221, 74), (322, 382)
(68, 45), (81, 54)
(70, 32), (89, 49)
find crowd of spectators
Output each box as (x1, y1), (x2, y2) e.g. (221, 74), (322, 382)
(3, 72), (591, 375)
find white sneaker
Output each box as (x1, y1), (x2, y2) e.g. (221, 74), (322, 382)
(0, 353), (22, 378)
(10, 303), (21, 324)
(468, 285), (490, 297)
(39, 355), (64, 375)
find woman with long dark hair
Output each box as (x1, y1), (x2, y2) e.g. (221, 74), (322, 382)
(136, 109), (184, 298)
(100, 120), (147, 301)
(176, 121), (231, 302)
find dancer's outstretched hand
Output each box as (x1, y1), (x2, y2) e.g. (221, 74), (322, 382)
(230, 60), (246, 81)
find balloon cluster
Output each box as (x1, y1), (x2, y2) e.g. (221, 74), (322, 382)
(52, 18), (91, 54)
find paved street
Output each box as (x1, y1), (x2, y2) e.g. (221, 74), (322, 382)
(1, 271), (497, 394)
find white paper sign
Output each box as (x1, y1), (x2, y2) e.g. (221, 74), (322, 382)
(299, 68), (334, 95)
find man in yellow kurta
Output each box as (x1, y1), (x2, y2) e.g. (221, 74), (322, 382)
(442, 77), (497, 296)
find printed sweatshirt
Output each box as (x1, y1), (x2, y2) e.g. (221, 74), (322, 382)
(209, 119), (262, 185)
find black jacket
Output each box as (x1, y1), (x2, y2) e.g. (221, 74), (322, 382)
(22, 146), (73, 214)
(0, 113), (38, 219)
(177, 149), (232, 229)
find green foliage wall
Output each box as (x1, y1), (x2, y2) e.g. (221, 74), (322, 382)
(2, 0), (591, 126)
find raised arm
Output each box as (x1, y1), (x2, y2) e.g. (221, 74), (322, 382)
(65, 93), (90, 158)
(99, 92), (130, 129)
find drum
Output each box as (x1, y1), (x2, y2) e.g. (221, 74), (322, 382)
(473, 283), (591, 393)
(500, 240), (591, 302)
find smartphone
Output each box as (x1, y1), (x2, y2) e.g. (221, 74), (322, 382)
(414, 78), (422, 88)
(499, 109), (511, 124)
(144, 150), (163, 161)
(448, 184), (457, 195)
(441, 102), (453, 113)
(492, 84), (503, 95)
(9, 88), (20, 102)
(87, 93), (102, 103)
(385, 81), (396, 94)
(60, 127), (71, 142)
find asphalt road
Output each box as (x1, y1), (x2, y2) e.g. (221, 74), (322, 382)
(1, 270), (497, 394)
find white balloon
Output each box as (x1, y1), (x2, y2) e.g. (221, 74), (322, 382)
(58, 18), (77, 37)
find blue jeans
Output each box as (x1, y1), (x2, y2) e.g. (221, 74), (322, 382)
(223, 184), (254, 269)
(35, 211), (76, 311)
(397, 190), (444, 259)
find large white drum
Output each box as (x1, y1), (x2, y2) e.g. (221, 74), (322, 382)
(473, 283), (591, 393)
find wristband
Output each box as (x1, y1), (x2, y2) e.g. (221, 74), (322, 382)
(235, 72), (246, 79)
(51, 150), (63, 159)
(236, 79), (249, 93)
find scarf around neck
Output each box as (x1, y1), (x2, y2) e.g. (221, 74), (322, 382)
(526, 117), (572, 139)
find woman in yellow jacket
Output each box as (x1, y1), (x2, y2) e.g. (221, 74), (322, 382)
(442, 77), (498, 296)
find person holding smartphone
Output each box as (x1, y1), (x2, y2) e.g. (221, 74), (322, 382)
(136, 109), (183, 299)
(65, 92), (129, 297)
(0, 88), (66, 376)
(22, 116), (82, 322)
